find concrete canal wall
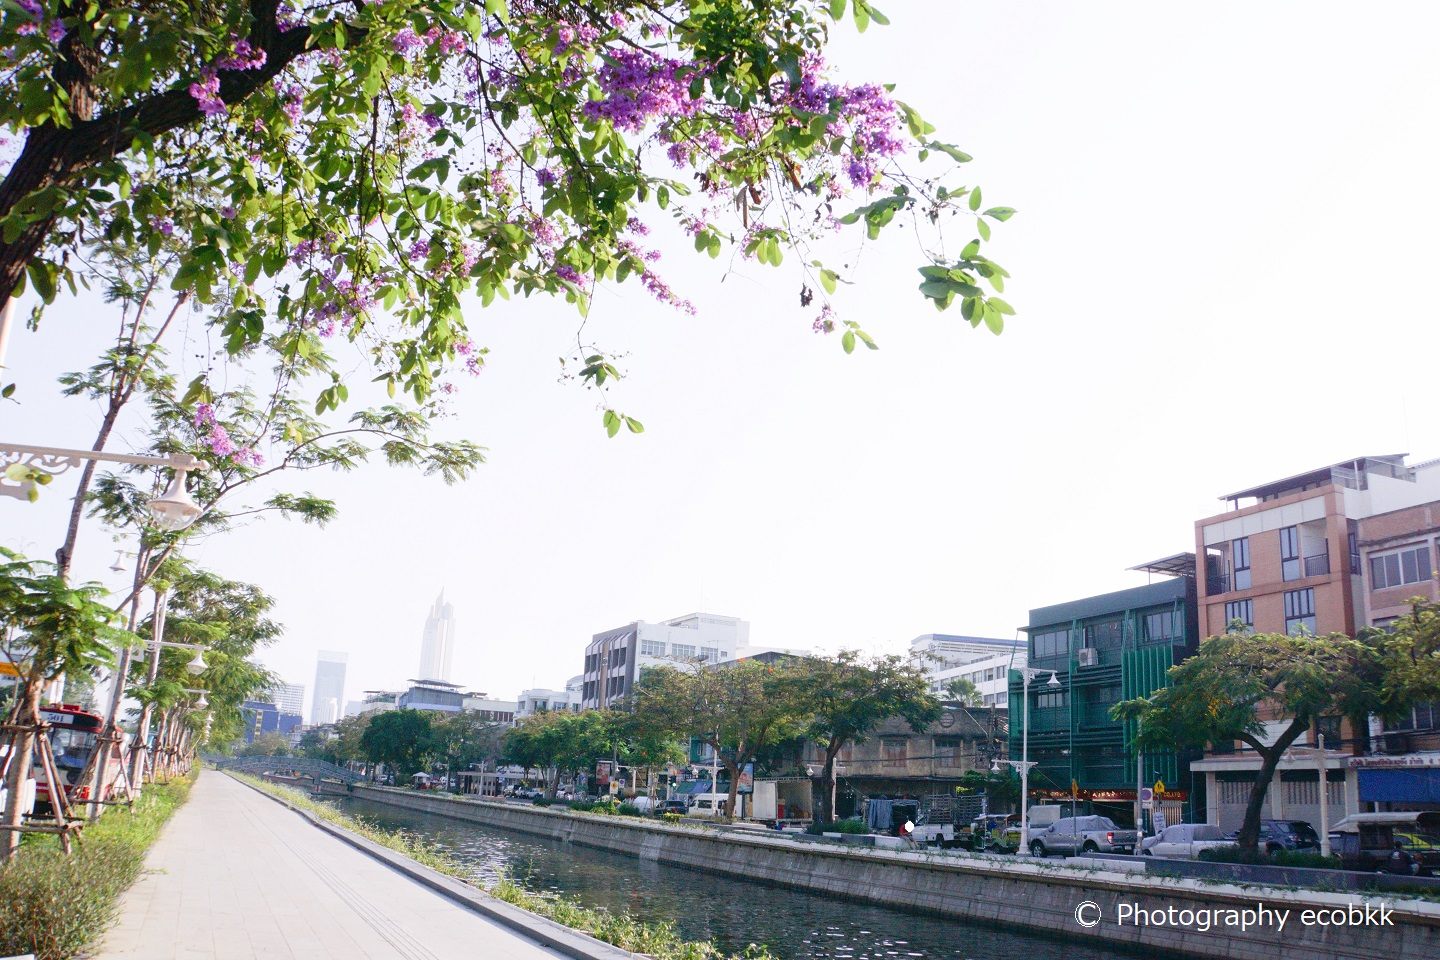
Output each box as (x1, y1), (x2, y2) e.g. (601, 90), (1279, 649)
(341, 784), (1439, 960)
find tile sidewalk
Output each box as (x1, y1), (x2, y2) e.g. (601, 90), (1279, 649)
(94, 770), (569, 960)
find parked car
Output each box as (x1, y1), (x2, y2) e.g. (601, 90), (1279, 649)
(1029, 816), (1139, 857)
(658, 799), (690, 816)
(1140, 823), (1234, 859)
(1242, 819), (1321, 854)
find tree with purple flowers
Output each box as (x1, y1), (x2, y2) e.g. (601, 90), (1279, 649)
(1, 0), (1015, 427)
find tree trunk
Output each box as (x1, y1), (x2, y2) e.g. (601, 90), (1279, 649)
(815, 740), (844, 824)
(724, 758), (742, 820)
(0, 680), (43, 861)
(1236, 719), (1308, 850)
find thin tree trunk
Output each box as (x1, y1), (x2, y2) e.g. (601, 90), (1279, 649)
(1, 680), (44, 861)
(1236, 719), (1308, 850)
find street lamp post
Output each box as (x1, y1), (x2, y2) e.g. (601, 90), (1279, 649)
(993, 667), (1059, 854)
(0, 442), (205, 821)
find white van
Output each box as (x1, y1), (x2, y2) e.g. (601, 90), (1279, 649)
(688, 793), (742, 818)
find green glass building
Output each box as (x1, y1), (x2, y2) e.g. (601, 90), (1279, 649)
(1009, 571), (1200, 827)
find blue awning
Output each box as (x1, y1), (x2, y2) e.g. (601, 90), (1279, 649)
(1358, 768), (1440, 804)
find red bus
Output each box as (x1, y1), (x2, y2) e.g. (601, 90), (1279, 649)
(34, 703), (124, 813)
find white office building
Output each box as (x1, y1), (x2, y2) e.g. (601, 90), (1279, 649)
(310, 651), (348, 725)
(910, 634), (1025, 708)
(266, 681), (305, 718)
(581, 612), (752, 709)
(517, 676), (584, 718)
(418, 591), (457, 682)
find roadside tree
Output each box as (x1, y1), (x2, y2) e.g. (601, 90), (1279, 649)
(359, 709), (436, 782)
(1114, 629), (1379, 851)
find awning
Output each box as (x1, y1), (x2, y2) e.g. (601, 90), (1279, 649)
(1358, 767), (1440, 804)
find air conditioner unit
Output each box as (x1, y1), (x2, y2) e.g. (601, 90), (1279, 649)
(1077, 648), (1099, 668)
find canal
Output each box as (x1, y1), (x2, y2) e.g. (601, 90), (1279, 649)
(335, 795), (1124, 960)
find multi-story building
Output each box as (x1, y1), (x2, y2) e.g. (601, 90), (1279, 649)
(580, 612), (750, 709)
(266, 681), (305, 718)
(463, 694), (518, 723)
(310, 651), (347, 725)
(820, 708), (1008, 820)
(909, 634), (1026, 707)
(418, 591), (456, 682)
(1011, 567), (1200, 829)
(357, 690), (400, 714)
(396, 679), (466, 713)
(1191, 455), (1440, 826)
(517, 678), (584, 718)
(239, 699), (303, 743)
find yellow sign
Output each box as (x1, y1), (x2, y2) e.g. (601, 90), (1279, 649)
(0, 661), (20, 677)
(1071, 779), (1079, 796)
(1153, 779), (1166, 794)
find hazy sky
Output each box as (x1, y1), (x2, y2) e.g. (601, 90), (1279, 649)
(4, 2), (1439, 719)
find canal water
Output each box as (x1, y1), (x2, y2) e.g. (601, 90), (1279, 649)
(335, 796), (1124, 960)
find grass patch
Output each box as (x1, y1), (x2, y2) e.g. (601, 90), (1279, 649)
(1197, 846), (1343, 870)
(0, 769), (197, 960)
(237, 774), (777, 960)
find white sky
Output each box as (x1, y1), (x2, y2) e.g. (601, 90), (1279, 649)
(4, 2), (1439, 719)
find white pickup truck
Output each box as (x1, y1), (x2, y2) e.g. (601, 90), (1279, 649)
(1140, 823), (1234, 859)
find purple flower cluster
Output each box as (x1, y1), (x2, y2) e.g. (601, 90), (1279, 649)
(583, 49), (701, 133)
(528, 216), (560, 248)
(276, 80), (304, 123)
(188, 71), (225, 116)
(554, 264), (585, 286)
(812, 304), (836, 334)
(14, 0), (60, 40)
(276, 3), (306, 32)
(408, 238), (431, 261)
(193, 404), (262, 466)
(393, 28), (426, 57)
(394, 25), (466, 59)
(781, 60), (906, 186)
(216, 37), (267, 71)
(149, 216), (175, 236)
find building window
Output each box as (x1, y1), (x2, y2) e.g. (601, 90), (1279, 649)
(640, 639), (666, 657)
(1224, 599), (1253, 631)
(1032, 629), (1069, 660)
(1284, 588), (1316, 635)
(1036, 691), (1067, 710)
(1315, 715), (1342, 745)
(1384, 702), (1436, 732)
(1084, 620), (1124, 650)
(882, 738), (907, 767)
(671, 643), (696, 659)
(1349, 532), (1362, 575)
(1143, 610), (1181, 643)
(1232, 537), (1251, 590)
(1280, 526), (1301, 581)
(934, 737), (961, 765)
(1369, 545), (1433, 590)
(699, 646), (719, 662)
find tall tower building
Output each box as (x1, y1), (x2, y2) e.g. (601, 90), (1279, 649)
(310, 651), (348, 725)
(418, 591), (456, 682)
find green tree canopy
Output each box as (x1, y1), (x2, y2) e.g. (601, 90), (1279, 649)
(632, 659), (809, 817)
(783, 650), (939, 822)
(1114, 629), (1380, 850)
(359, 708), (436, 780)
(0, 1), (1014, 417)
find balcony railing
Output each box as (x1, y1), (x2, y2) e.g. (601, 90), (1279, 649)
(1303, 553), (1330, 577)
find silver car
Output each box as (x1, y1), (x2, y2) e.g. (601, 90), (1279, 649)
(1140, 823), (1234, 859)
(1029, 815), (1139, 857)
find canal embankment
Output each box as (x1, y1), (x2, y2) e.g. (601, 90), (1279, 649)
(321, 781), (1440, 960)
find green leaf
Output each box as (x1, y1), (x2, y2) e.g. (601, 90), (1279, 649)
(976, 217), (991, 241)
(983, 207), (1016, 221)
(989, 297), (1015, 315)
(819, 269), (838, 295)
(603, 410), (621, 438)
(841, 329), (856, 354)
(624, 416), (644, 435)
(853, 0), (870, 32)
(925, 142), (972, 164)
(983, 304), (1005, 334)
(968, 187), (982, 212)
(828, 0), (848, 21)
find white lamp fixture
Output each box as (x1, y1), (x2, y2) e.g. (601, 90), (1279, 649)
(186, 650), (208, 676)
(194, 691), (208, 709)
(147, 467), (203, 531)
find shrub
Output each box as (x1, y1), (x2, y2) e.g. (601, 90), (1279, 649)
(1198, 846), (1342, 870)
(568, 800), (594, 812)
(805, 819), (870, 836)
(660, 813), (682, 825)
(616, 803), (642, 817)
(531, 796), (552, 806)
(0, 771), (195, 960)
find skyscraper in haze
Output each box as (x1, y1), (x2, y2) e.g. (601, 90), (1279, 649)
(310, 651), (347, 725)
(418, 591), (455, 682)
(266, 681), (305, 718)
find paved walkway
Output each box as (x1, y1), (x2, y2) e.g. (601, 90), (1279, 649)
(96, 771), (567, 960)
